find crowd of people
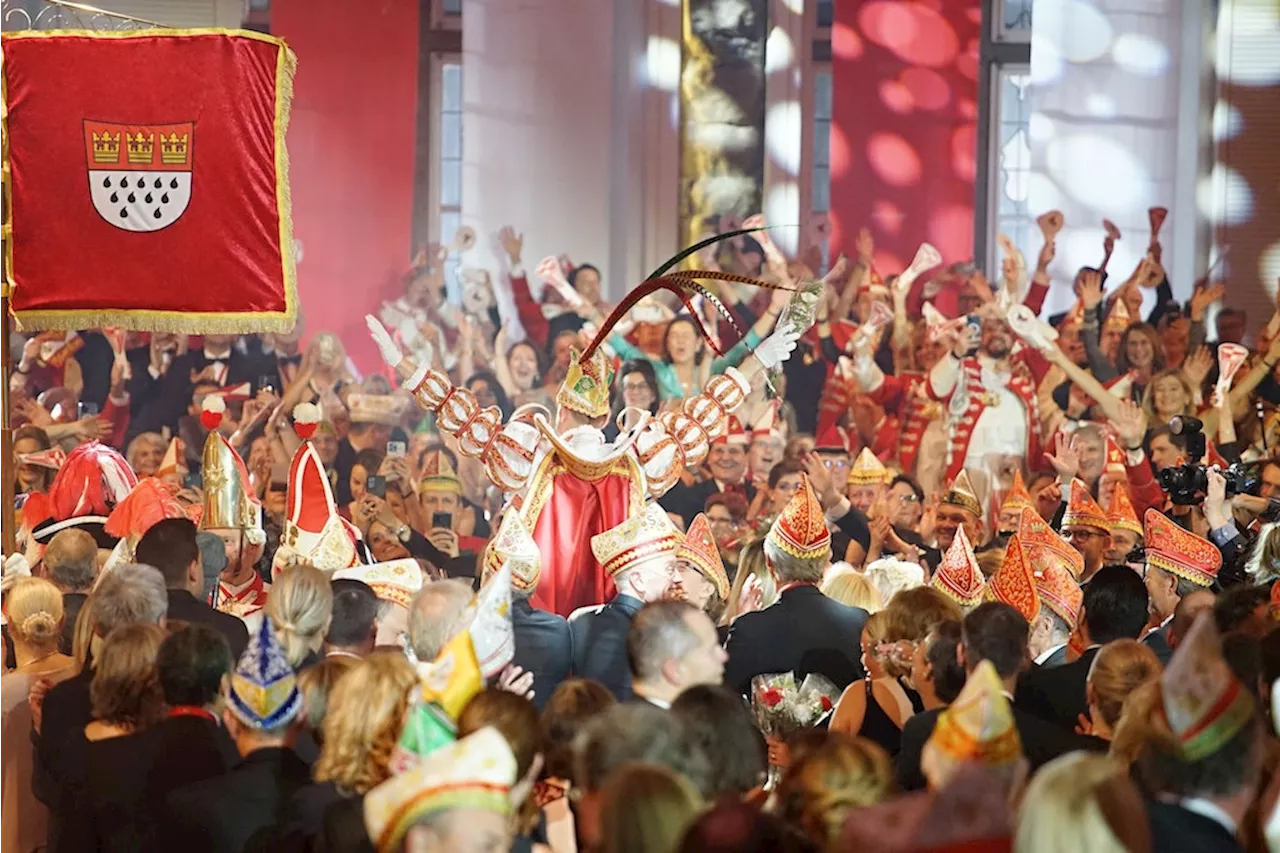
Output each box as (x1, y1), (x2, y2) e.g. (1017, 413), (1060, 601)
(5, 211), (1280, 853)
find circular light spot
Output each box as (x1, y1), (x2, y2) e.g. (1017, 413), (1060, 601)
(1029, 113), (1055, 143)
(871, 200), (906, 235)
(957, 98), (978, 120)
(765, 183), (800, 256)
(1113, 33), (1171, 76)
(951, 124), (977, 182)
(1030, 34), (1064, 85)
(879, 79), (916, 114)
(765, 26), (795, 75)
(900, 68), (950, 110)
(868, 133), (924, 186)
(765, 100), (803, 175)
(859, 1), (959, 68)
(928, 204), (975, 262)
(645, 36), (681, 92)
(1216, 2), (1280, 85)
(1085, 93), (1117, 118)
(832, 22), (863, 60)
(1212, 100), (1243, 141)
(1196, 165), (1254, 227)
(1045, 133), (1152, 216)
(1034, 0), (1114, 63)
(1261, 242), (1280, 299)
(955, 49), (979, 82)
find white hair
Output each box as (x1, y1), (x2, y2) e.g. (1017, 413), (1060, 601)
(763, 537), (828, 584)
(865, 557), (925, 605)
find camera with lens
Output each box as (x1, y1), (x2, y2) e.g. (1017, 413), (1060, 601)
(1156, 416), (1260, 505)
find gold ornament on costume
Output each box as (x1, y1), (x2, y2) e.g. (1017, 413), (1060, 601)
(557, 347), (614, 419)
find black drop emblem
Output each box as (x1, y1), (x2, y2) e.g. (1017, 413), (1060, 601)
(119, 208), (128, 218)
(127, 192), (136, 203)
(120, 177), (129, 188)
(161, 193), (169, 204)
(109, 192), (118, 203)
(153, 208), (163, 219)
(153, 178), (162, 189)
(169, 178), (179, 189)
(103, 177), (112, 188)
(145, 193), (153, 204)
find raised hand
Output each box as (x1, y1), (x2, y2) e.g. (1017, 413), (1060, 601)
(1077, 269), (1104, 311)
(1181, 346), (1214, 389)
(496, 664), (536, 701)
(1189, 283), (1226, 321)
(801, 451), (839, 510)
(498, 226), (523, 264)
(856, 227), (874, 261)
(1111, 400), (1148, 450)
(1044, 432), (1081, 482)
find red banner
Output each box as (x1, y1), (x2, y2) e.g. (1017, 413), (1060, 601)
(2, 31), (298, 333)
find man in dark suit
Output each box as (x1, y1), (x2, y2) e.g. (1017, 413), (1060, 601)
(898, 603), (1106, 791)
(128, 333), (261, 442)
(41, 527), (99, 656)
(629, 600), (726, 708)
(165, 619), (312, 853)
(512, 593), (573, 712)
(724, 475), (868, 695)
(35, 563), (170, 849)
(324, 579), (379, 659)
(572, 504), (682, 701)
(136, 518), (249, 660)
(1017, 565), (1150, 732)
(661, 424), (755, 528)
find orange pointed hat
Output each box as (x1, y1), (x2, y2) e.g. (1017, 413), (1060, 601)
(1103, 436), (1127, 477)
(1032, 553), (1083, 629)
(767, 474), (832, 561)
(941, 470), (982, 519)
(273, 441), (361, 572)
(931, 526), (985, 609)
(1018, 505), (1084, 580)
(1107, 484), (1143, 538)
(999, 471), (1036, 518)
(1061, 478), (1109, 533)
(983, 535), (1041, 623)
(1144, 508), (1221, 588)
(676, 513), (730, 600)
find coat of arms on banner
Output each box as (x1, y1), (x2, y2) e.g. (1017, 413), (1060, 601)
(84, 120), (193, 231)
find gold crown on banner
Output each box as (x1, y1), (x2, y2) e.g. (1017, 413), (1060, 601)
(92, 131), (122, 162)
(160, 132), (189, 165)
(127, 131), (155, 164)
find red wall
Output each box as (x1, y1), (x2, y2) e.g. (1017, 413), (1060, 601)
(829, 0), (981, 274)
(271, 0), (420, 372)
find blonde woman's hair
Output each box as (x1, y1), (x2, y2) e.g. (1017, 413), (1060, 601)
(1088, 640), (1162, 730)
(883, 587), (964, 643)
(725, 533), (776, 622)
(1107, 678), (1166, 771)
(1246, 522), (1280, 586)
(775, 732), (894, 848)
(1014, 753), (1148, 853)
(6, 577), (64, 649)
(861, 610), (912, 678)
(90, 623), (166, 729)
(1141, 369), (1196, 420)
(599, 762), (703, 853)
(314, 651), (416, 795)
(72, 594), (98, 672)
(822, 568), (884, 613)
(267, 564), (334, 669)
(297, 655), (358, 742)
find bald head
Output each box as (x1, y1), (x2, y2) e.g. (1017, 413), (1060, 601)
(407, 578), (475, 661)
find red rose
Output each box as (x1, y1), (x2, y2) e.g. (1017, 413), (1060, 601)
(820, 696), (833, 712)
(761, 687), (785, 707)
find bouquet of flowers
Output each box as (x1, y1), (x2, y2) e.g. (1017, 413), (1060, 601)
(750, 672), (839, 789)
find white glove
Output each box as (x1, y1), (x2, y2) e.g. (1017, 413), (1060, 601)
(366, 314), (404, 368)
(754, 325), (802, 371)
(1, 553), (31, 595)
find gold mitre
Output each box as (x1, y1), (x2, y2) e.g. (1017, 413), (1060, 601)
(557, 347), (614, 419)
(200, 431), (264, 540)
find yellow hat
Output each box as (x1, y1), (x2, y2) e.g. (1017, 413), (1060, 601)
(999, 471), (1036, 518)
(591, 503), (682, 578)
(363, 727), (516, 853)
(675, 513), (729, 600)
(921, 660), (1022, 790)
(557, 346), (614, 419)
(941, 470), (981, 518)
(848, 447), (890, 486)
(332, 559), (424, 609)
(419, 450), (462, 495)
(482, 509), (542, 594)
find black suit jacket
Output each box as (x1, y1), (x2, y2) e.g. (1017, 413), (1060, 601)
(1144, 625), (1173, 665)
(34, 665), (93, 842)
(165, 746), (313, 853)
(1015, 646), (1100, 732)
(660, 478), (756, 529)
(570, 594), (643, 701)
(1037, 644), (1069, 669)
(59, 591), (88, 656)
(1145, 798), (1244, 853)
(167, 589), (249, 660)
(895, 702), (1107, 791)
(723, 585), (869, 696)
(513, 597), (574, 711)
(130, 348), (261, 441)
(77, 715), (238, 853)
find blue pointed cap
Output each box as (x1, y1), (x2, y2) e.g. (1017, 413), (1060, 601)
(227, 616), (302, 729)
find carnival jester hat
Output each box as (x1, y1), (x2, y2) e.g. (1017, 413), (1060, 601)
(848, 447), (890, 486)
(983, 534), (1040, 623)
(592, 503), (683, 579)
(766, 473), (831, 561)
(1062, 478), (1109, 533)
(27, 440), (137, 546)
(1018, 502), (1085, 580)
(481, 508), (542, 594)
(1144, 508), (1221, 588)
(333, 559), (424, 609)
(274, 440), (360, 572)
(931, 526), (985, 609)
(1162, 612), (1256, 761)
(364, 728), (517, 853)
(999, 470), (1036, 518)
(1107, 483), (1142, 538)
(940, 470), (981, 519)
(921, 660), (1022, 790)
(1019, 509), (1083, 628)
(557, 346), (614, 420)
(227, 616), (303, 729)
(676, 513), (730, 600)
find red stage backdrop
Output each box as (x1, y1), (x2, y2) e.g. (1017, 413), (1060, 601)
(829, 0), (981, 275)
(271, 0), (420, 372)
